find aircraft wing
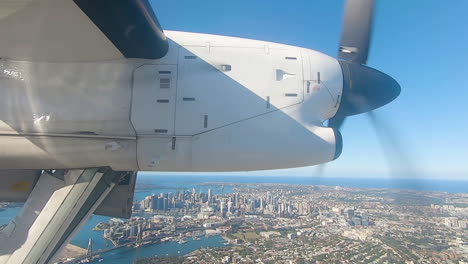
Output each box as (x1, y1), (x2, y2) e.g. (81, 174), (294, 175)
(0, 0), (168, 62)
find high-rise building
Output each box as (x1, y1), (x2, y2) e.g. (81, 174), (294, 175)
(150, 196), (159, 210)
(346, 209), (355, 219)
(129, 225), (138, 237)
(220, 201), (225, 217)
(459, 220), (467, 229)
(362, 212), (369, 222)
(158, 197), (164, 210)
(352, 216), (362, 226)
(168, 192), (173, 207)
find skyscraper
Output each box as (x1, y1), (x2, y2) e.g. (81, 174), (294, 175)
(347, 209), (355, 219)
(208, 188), (212, 202)
(151, 196), (159, 210)
(220, 201), (225, 217)
(168, 192), (173, 208)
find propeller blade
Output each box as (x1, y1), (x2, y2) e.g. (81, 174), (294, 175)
(367, 111), (415, 178)
(315, 164), (324, 184)
(329, 0), (377, 132)
(338, 0), (375, 64)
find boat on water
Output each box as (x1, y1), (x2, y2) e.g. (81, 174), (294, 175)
(178, 239), (187, 244)
(192, 236), (201, 241)
(161, 237), (172, 242)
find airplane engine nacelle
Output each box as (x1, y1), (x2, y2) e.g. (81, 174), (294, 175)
(134, 31), (344, 172)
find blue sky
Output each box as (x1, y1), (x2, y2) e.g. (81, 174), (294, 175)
(150, 0), (468, 179)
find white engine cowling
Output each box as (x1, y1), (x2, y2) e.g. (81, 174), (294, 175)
(134, 31), (343, 172)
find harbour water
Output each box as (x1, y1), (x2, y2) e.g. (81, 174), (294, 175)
(0, 205), (20, 226)
(69, 176), (234, 263)
(0, 208), (226, 264)
(95, 236), (224, 264)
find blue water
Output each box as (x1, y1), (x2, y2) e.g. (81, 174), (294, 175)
(137, 174), (468, 194)
(72, 214), (113, 250)
(0, 206), (21, 226)
(99, 236), (224, 264)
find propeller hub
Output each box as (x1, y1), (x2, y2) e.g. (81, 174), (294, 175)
(336, 61), (401, 117)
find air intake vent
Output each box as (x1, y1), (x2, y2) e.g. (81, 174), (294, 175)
(159, 78), (170, 89)
(154, 129), (168, 134)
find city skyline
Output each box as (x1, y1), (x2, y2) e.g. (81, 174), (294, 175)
(71, 180), (468, 263)
(136, 187), (373, 228)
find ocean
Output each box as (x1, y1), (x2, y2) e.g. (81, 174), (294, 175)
(136, 174), (468, 194)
